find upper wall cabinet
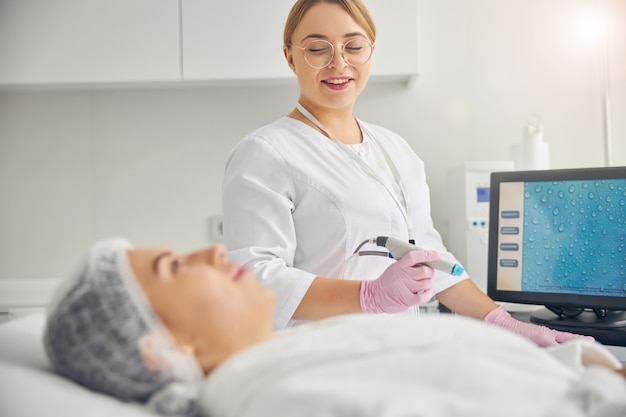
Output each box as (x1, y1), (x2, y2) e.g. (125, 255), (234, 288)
(181, 0), (294, 82)
(182, 0), (419, 83)
(0, 0), (418, 89)
(0, 0), (180, 88)
(366, 0), (420, 81)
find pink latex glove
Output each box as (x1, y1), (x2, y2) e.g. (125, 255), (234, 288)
(360, 250), (440, 314)
(484, 306), (596, 347)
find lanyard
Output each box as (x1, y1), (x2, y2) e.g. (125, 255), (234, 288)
(295, 103), (415, 240)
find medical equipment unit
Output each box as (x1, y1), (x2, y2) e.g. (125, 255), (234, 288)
(487, 166), (626, 346)
(447, 161), (515, 292)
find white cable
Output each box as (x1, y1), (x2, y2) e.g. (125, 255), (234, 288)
(338, 252), (359, 280)
(341, 252), (392, 278)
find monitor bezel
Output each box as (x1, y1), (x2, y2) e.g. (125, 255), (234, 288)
(487, 166), (626, 311)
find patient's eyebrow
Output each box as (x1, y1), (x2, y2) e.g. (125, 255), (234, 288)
(152, 251), (172, 274)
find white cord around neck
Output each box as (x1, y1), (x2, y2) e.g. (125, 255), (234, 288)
(295, 102), (415, 240)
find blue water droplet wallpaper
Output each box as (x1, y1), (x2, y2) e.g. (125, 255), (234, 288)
(522, 179), (626, 298)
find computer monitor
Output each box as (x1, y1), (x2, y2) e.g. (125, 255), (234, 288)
(487, 166), (626, 346)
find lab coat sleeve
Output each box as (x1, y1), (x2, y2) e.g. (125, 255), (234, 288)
(222, 135), (316, 329)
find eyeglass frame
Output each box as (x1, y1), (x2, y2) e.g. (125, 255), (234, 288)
(286, 38), (375, 69)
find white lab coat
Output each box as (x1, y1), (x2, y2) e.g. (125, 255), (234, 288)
(222, 116), (468, 329)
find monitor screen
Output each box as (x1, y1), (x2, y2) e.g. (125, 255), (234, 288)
(487, 166), (626, 344)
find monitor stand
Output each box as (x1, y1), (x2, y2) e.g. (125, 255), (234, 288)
(512, 307), (626, 347)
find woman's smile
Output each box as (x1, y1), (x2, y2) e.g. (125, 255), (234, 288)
(323, 76), (354, 90)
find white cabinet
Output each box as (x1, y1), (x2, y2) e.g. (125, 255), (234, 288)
(182, 0), (294, 82)
(0, 0), (419, 88)
(0, 0), (180, 87)
(366, 0), (420, 81)
(182, 0), (419, 83)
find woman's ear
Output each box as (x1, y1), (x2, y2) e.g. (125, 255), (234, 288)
(178, 344), (196, 358)
(284, 46), (296, 74)
(138, 332), (195, 371)
(169, 331), (197, 359)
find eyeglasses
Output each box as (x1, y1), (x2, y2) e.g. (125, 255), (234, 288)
(288, 39), (374, 68)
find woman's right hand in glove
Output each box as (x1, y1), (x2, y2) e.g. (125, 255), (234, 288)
(360, 250), (440, 314)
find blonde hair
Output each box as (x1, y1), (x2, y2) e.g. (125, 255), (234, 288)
(283, 0), (376, 46)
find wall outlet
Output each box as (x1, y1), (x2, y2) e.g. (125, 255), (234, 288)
(209, 215), (223, 242)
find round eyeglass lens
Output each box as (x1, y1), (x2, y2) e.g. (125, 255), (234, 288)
(303, 39), (373, 68)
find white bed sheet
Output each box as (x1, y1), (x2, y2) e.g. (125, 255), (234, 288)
(202, 314), (626, 417)
(0, 313), (159, 417)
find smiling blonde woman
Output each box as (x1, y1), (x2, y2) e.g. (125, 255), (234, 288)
(221, 0), (594, 347)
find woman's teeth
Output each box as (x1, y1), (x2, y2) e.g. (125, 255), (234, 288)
(326, 79), (349, 84)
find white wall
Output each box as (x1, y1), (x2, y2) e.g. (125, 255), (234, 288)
(1, 0), (625, 285)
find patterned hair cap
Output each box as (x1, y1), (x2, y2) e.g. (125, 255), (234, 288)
(44, 238), (203, 416)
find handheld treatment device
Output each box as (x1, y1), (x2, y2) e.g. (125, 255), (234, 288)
(375, 236), (465, 277)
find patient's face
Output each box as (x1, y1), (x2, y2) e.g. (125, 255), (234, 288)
(127, 244), (275, 361)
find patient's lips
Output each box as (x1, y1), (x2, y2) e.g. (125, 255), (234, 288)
(232, 265), (248, 282)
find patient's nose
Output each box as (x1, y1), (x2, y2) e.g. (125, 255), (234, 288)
(201, 244), (226, 265)
(185, 244), (226, 267)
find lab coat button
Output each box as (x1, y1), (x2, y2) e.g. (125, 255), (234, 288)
(357, 151), (367, 157)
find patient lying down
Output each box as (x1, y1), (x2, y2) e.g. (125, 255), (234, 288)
(44, 238), (626, 417)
